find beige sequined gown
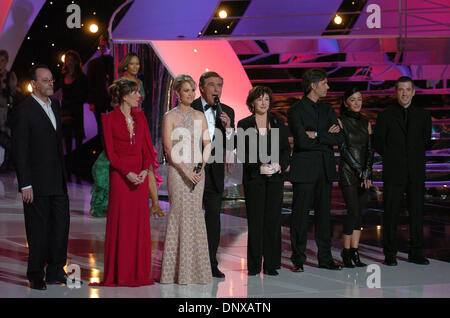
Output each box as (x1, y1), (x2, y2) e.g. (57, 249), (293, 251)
(160, 107), (212, 284)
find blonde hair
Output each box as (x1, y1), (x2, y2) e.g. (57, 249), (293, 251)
(173, 74), (196, 92)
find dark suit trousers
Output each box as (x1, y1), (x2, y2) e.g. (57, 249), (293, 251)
(290, 162), (333, 266)
(383, 182), (425, 258)
(244, 176), (283, 273)
(203, 166), (223, 269)
(23, 194), (70, 281)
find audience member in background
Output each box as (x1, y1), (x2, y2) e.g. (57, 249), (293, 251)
(117, 53), (145, 107)
(337, 87), (373, 268)
(59, 50), (88, 181)
(87, 37), (114, 138)
(0, 49), (17, 172)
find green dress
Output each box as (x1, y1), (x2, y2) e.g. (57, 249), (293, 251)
(90, 78), (148, 217)
(90, 151), (110, 216)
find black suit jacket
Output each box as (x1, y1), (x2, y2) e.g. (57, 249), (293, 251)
(287, 96), (344, 183)
(87, 54), (114, 108)
(12, 96), (67, 196)
(373, 101), (431, 184)
(191, 97), (235, 193)
(237, 113), (290, 184)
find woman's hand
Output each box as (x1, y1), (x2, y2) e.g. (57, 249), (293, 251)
(151, 204), (166, 218)
(271, 163), (281, 174)
(126, 172), (142, 186)
(260, 164), (273, 176)
(136, 170), (149, 184)
(184, 167), (202, 185)
(361, 179), (372, 189)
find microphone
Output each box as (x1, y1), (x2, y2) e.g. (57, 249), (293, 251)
(191, 163), (203, 192)
(214, 96), (222, 117)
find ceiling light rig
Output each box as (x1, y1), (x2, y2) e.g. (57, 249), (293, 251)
(89, 24), (99, 33)
(200, 0), (251, 37)
(218, 10), (228, 19)
(334, 15), (343, 25)
(323, 0), (368, 36)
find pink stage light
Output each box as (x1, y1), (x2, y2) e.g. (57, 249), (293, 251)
(151, 40), (253, 124)
(0, 0), (14, 35)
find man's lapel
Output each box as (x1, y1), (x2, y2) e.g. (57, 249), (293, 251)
(30, 97), (57, 135)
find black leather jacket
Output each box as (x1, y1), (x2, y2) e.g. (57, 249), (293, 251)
(338, 108), (374, 187)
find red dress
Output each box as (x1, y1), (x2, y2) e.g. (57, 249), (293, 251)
(93, 107), (159, 287)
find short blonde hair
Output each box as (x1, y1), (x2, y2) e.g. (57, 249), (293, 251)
(173, 74), (196, 92)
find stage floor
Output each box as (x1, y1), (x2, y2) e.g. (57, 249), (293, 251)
(0, 171), (450, 298)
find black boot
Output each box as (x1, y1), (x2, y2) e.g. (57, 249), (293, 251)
(350, 248), (367, 267)
(341, 248), (355, 268)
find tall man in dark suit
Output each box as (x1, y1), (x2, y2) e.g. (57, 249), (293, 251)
(191, 72), (235, 278)
(287, 69), (344, 272)
(374, 76), (432, 266)
(87, 38), (114, 137)
(12, 65), (70, 290)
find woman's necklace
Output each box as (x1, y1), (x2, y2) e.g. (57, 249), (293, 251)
(121, 108), (135, 144)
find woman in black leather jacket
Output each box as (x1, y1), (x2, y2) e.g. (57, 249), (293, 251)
(338, 87), (374, 268)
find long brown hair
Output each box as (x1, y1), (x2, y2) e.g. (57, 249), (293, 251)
(62, 50), (83, 79)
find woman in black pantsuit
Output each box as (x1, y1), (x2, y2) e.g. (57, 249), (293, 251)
(238, 86), (290, 276)
(338, 87), (374, 268)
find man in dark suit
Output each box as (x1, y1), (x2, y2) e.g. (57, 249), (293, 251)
(12, 65), (70, 290)
(374, 76), (432, 266)
(87, 38), (114, 137)
(287, 69), (344, 272)
(191, 71), (235, 278)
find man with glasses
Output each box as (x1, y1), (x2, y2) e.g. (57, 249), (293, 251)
(12, 65), (71, 290)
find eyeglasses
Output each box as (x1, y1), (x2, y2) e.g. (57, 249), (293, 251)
(39, 79), (55, 85)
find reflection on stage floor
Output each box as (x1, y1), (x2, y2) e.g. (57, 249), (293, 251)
(0, 171), (449, 298)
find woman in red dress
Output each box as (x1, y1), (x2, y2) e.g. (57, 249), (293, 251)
(93, 79), (160, 286)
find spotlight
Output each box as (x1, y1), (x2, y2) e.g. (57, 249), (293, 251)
(61, 54), (65, 63)
(218, 10), (228, 19)
(334, 15), (343, 25)
(27, 83), (33, 93)
(89, 24), (99, 33)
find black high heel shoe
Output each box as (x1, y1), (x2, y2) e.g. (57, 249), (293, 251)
(350, 248), (367, 267)
(341, 248), (355, 268)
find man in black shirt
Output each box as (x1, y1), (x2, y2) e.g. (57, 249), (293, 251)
(374, 76), (432, 266)
(287, 69), (344, 272)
